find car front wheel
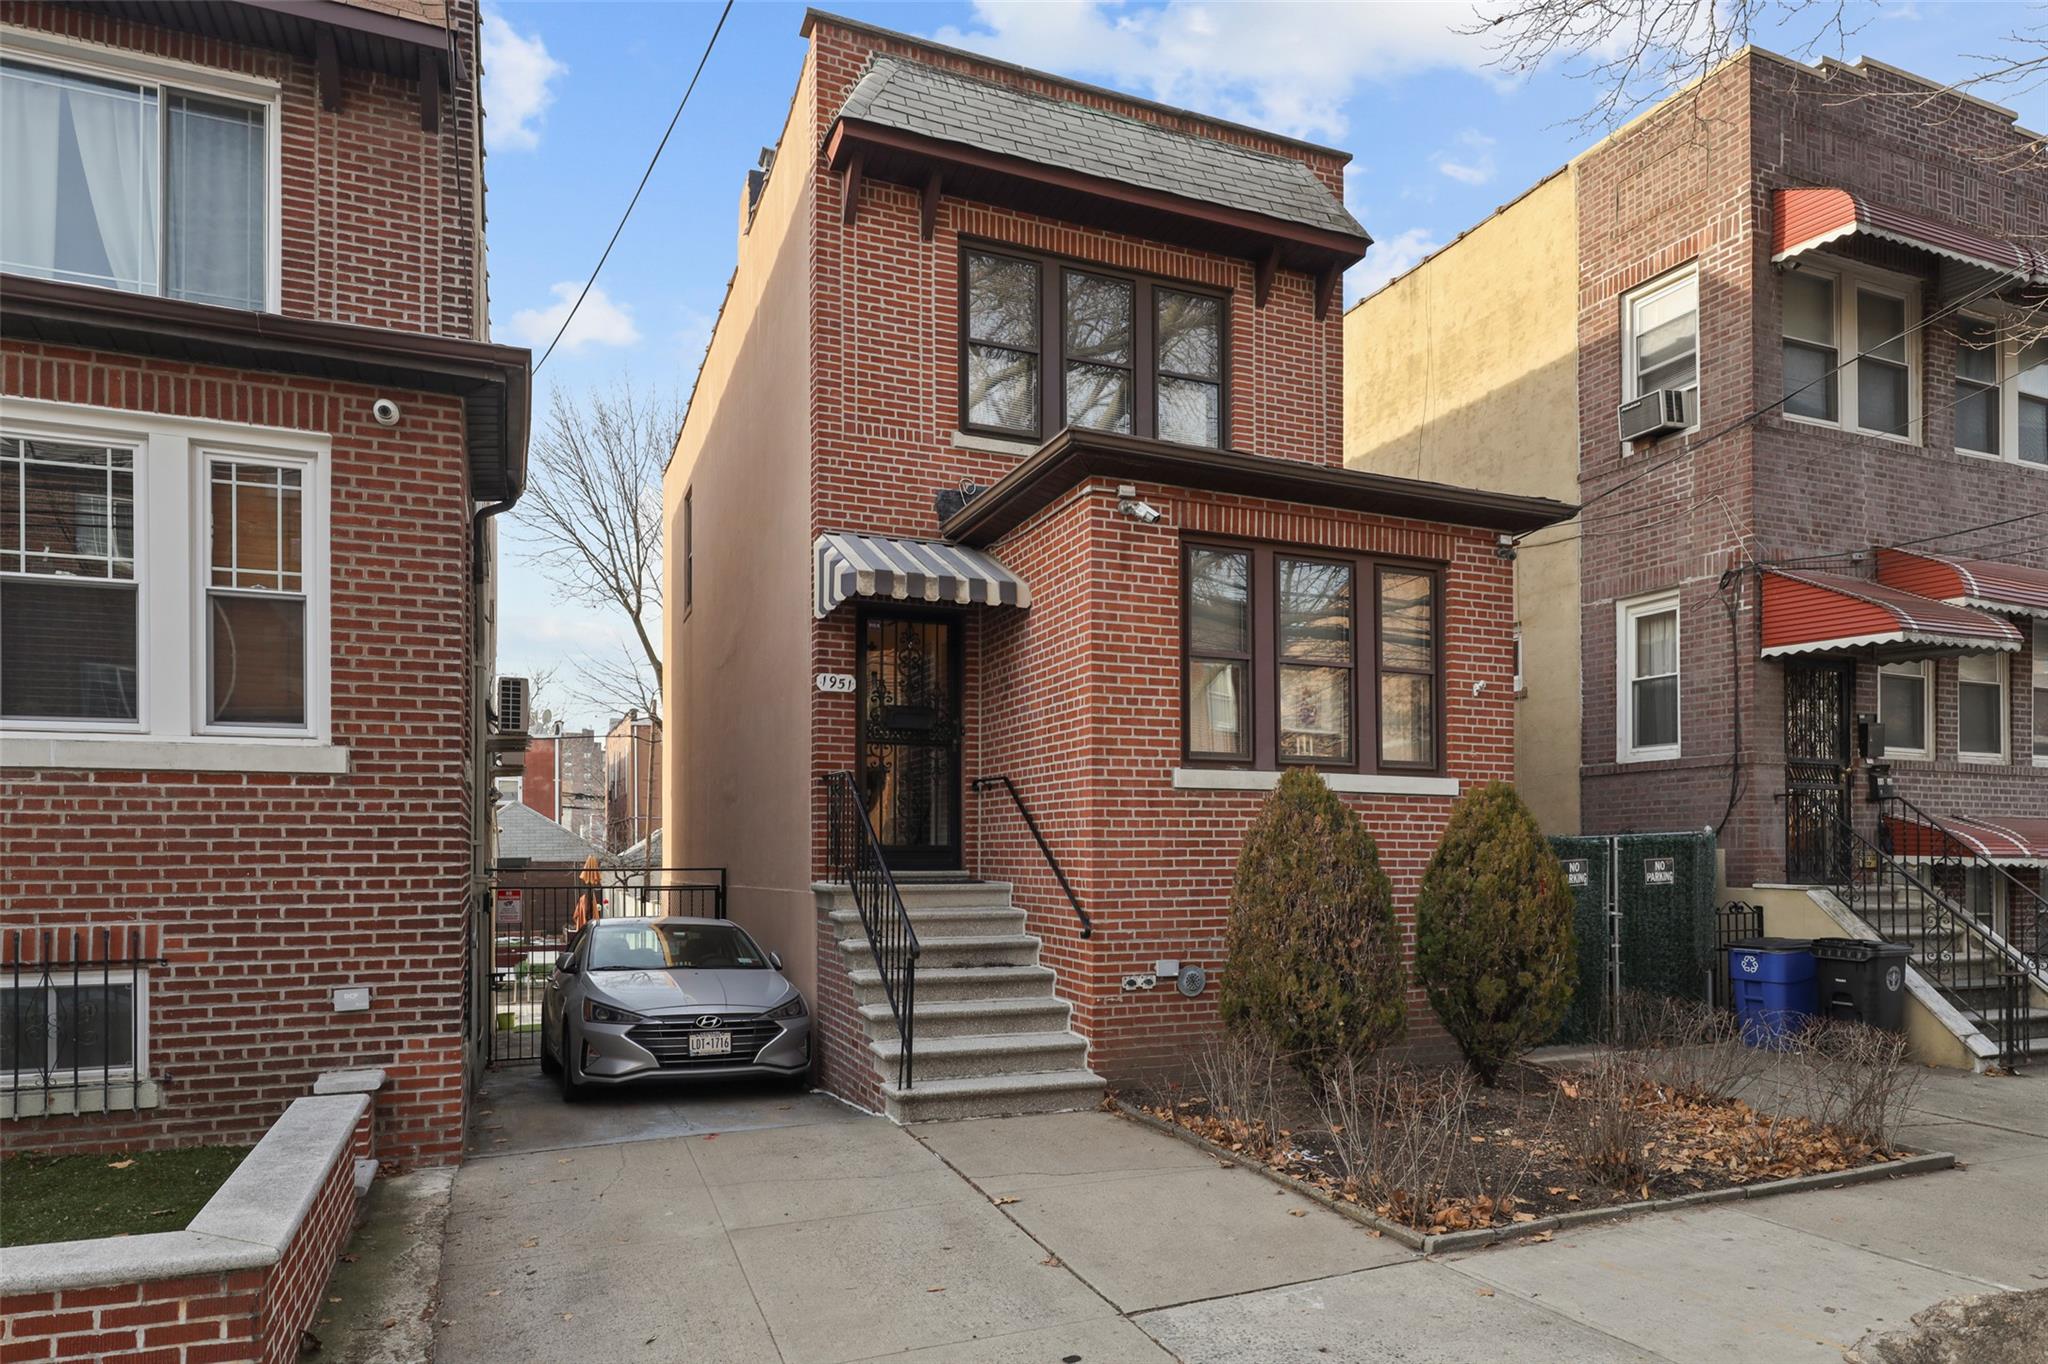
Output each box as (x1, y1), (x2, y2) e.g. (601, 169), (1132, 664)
(539, 1025), (561, 1077)
(558, 1023), (584, 1103)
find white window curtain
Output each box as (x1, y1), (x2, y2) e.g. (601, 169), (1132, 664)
(0, 63), (159, 294)
(167, 94), (265, 310)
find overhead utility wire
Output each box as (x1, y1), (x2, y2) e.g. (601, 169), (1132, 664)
(1512, 273), (2011, 546)
(532, 0), (735, 374)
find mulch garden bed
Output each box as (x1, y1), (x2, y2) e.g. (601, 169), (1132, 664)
(1126, 1058), (1949, 1250)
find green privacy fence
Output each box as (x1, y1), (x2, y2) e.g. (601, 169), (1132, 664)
(1547, 830), (1718, 1044)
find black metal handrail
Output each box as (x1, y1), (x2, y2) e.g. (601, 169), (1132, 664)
(1880, 792), (2047, 973)
(821, 771), (920, 1089)
(971, 774), (1093, 939)
(1799, 798), (2030, 1071)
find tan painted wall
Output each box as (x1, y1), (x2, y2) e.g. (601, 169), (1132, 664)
(661, 58), (821, 998)
(1343, 169), (1583, 831)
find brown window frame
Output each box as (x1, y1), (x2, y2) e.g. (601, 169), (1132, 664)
(1180, 536), (1445, 776)
(959, 242), (1230, 447)
(1373, 563), (1442, 772)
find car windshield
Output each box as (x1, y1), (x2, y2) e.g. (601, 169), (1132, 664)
(585, 921), (768, 971)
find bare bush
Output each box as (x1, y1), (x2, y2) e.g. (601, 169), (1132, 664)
(1185, 1028), (1291, 1156)
(1566, 1050), (1652, 1190)
(1610, 990), (1762, 1103)
(1317, 1057), (1547, 1228)
(1782, 1020), (1925, 1153)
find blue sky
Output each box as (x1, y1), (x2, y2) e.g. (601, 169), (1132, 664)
(481, 0), (2042, 730)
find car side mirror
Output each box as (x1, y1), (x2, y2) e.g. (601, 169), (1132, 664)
(769, 951), (784, 971)
(555, 952), (577, 974)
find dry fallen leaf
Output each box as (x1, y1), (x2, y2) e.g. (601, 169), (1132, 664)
(107, 1159), (135, 1169)
(1476, 1288), (1496, 1297)
(991, 1196), (1019, 1206)
(520, 1238), (540, 1249)
(927, 1287), (945, 1294)
(1041, 1255), (1062, 1268)
(485, 1290), (502, 1298)
(380, 1318), (397, 1330)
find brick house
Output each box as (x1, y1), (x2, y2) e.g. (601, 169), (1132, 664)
(1348, 49), (2046, 1062)
(519, 724), (603, 846)
(662, 11), (1573, 1120)
(603, 710), (660, 854)
(0, 0), (529, 1162)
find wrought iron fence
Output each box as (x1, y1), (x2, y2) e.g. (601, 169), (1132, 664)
(483, 865), (726, 1064)
(822, 769), (919, 1089)
(1711, 900), (1765, 1012)
(1879, 792), (2047, 973)
(3, 926), (164, 1117)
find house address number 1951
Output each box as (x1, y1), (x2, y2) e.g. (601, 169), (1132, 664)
(816, 673), (857, 694)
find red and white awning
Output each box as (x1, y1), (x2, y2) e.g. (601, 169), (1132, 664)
(1887, 814), (2048, 867)
(1759, 568), (2023, 658)
(1876, 548), (2048, 620)
(1772, 187), (2046, 283)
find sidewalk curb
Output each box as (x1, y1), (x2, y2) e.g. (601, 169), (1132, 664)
(1109, 1099), (1955, 1256)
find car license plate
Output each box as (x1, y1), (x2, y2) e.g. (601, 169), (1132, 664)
(689, 1031), (732, 1057)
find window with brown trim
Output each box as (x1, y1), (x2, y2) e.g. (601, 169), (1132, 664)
(961, 245), (1227, 447)
(1181, 540), (1443, 774)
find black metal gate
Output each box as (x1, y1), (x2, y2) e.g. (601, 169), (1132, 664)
(1784, 661), (1852, 882)
(857, 612), (963, 870)
(483, 865), (725, 1065)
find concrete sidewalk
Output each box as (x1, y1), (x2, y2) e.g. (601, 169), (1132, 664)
(423, 1067), (2044, 1364)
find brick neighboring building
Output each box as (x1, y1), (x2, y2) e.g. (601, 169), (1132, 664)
(662, 11), (1572, 1119)
(520, 725), (604, 847)
(0, 0), (529, 1162)
(1349, 49), (2046, 1059)
(603, 710), (660, 854)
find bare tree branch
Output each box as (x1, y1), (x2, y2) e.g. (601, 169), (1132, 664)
(513, 377), (678, 723)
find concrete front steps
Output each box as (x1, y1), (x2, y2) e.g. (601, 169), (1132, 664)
(819, 879), (1103, 1123)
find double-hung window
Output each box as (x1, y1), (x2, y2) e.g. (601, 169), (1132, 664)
(1879, 660), (1932, 760)
(1942, 318), (2048, 467)
(2033, 621), (2047, 765)
(1618, 592), (1679, 762)
(0, 398), (329, 762)
(1957, 653), (2006, 763)
(1622, 267), (1699, 432)
(962, 247), (1226, 447)
(0, 40), (276, 312)
(1954, 317), (2001, 457)
(1780, 264), (1918, 440)
(1182, 542), (1440, 773)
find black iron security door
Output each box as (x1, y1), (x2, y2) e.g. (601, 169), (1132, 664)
(1784, 661), (1852, 882)
(857, 612), (964, 870)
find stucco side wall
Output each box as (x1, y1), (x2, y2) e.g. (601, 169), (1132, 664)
(1343, 169), (1582, 831)
(662, 59), (819, 996)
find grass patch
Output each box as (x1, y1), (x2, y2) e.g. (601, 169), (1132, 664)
(1, 1146), (251, 1248)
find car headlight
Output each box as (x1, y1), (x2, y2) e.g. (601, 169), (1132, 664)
(583, 999), (642, 1024)
(764, 994), (807, 1021)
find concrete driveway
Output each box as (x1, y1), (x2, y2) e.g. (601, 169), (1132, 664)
(429, 1067), (2046, 1363)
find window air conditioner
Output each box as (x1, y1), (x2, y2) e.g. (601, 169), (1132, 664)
(495, 676), (531, 735)
(1617, 388), (1693, 443)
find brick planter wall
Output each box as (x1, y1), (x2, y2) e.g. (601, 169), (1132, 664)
(0, 1095), (370, 1364)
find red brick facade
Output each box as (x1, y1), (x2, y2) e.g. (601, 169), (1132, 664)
(1572, 55), (2047, 887)
(0, 1), (502, 1164)
(783, 17), (1533, 1093)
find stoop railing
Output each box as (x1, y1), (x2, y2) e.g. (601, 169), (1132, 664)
(971, 773), (1092, 939)
(821, 770), (920, 1089)
(1880, 792), (2047, 974)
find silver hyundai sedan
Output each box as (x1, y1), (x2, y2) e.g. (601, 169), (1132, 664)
(540, 916), (810, 1101)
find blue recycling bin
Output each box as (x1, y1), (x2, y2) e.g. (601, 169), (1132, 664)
(1727, 937), (1816, 1048)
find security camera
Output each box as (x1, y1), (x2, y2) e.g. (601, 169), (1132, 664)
(371, 398), (403, 428)
(1115, 484), (1163, 523)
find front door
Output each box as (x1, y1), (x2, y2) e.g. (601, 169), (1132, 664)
(856, 612), (963, 870)
(1784, 660), (1852, 882)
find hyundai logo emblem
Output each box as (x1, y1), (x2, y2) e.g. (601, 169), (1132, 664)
(696, 1015), (722, 1029)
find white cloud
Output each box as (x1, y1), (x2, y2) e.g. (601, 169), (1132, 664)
(1435, 129), (1497, 185)
(502, 281), (641, 353)
(482, 5), (565, 152)
(930, 1), (1490, 143)
(1346, 226), (1442, 302)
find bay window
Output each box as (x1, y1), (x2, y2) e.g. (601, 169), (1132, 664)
(1879, 660), (1932, 760)
(1618, 592), (1680, 762)
(1781, 264), (1918, 440)
(962, 246), (1226, 447)
(1182, 541), (1441, 774)
(0, 43), (276, 311)
(1957, 653), (2006, 762)
(0, 399), (329, 765)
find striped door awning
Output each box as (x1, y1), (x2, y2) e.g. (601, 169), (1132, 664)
(814, 532), (1032, 619)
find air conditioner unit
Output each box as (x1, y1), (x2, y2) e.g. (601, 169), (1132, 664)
(495, 675), (531, 736)
(1617, 388), (1693, 443)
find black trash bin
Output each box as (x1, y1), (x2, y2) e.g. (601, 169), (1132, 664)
(1810, 938), (1910, 1032)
